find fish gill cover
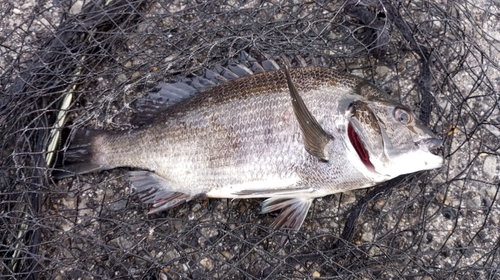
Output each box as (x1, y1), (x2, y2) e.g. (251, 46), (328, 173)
(0, 0), (499, 279)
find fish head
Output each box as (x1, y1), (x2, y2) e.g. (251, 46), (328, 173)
(346, 98), (443, 180)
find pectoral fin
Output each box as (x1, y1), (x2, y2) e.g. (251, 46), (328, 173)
(233, 187), (313, 198)
(261, 196), (313, 244)
(284, 67), (334, 161)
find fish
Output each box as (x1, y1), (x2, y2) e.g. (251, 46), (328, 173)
(57, 52), (443, 236)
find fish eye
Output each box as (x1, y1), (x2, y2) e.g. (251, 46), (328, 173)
(394, 108), (412, 124)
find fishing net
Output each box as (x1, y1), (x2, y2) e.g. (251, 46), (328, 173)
(1, 0), (499, 278)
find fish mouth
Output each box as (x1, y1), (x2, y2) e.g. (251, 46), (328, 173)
(419, 138), (443, 151)
(417, 137), (444, 160)
(347, 122), (375, 171)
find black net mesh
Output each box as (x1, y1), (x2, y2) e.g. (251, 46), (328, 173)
(1, 0), (500, 278)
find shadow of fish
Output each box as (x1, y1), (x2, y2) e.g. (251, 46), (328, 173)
(56, 52), (443, 241)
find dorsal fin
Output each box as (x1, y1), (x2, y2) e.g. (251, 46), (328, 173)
(131, 52), (329, 126)
(223, 61), (254, 77)
(131, 81), (198, 125)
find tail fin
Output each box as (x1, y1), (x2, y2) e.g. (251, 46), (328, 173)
(53, 130), (106, 179)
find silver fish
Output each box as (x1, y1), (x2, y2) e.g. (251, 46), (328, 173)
(58, 54), (443, 234)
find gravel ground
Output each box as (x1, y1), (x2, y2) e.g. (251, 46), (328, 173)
(1, 0), (499, 279)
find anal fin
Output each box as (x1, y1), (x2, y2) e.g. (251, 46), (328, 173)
(129, 171), (192, 214)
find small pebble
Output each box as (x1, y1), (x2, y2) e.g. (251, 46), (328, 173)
(467, 194), (482, 209)
(441, 207), (457, 220)
(376, 65), (391, 79)
(483, 156), (498, 179)
(199, 257), (213, 270)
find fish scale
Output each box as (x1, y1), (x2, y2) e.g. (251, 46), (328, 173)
(57, 54), (443, 240)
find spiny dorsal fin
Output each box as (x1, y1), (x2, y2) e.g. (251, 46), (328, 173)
(283, 66), (334, 161)
(132, 52), (329, 126)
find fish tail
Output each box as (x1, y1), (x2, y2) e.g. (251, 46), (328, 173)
(54, 130), (108, 179)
